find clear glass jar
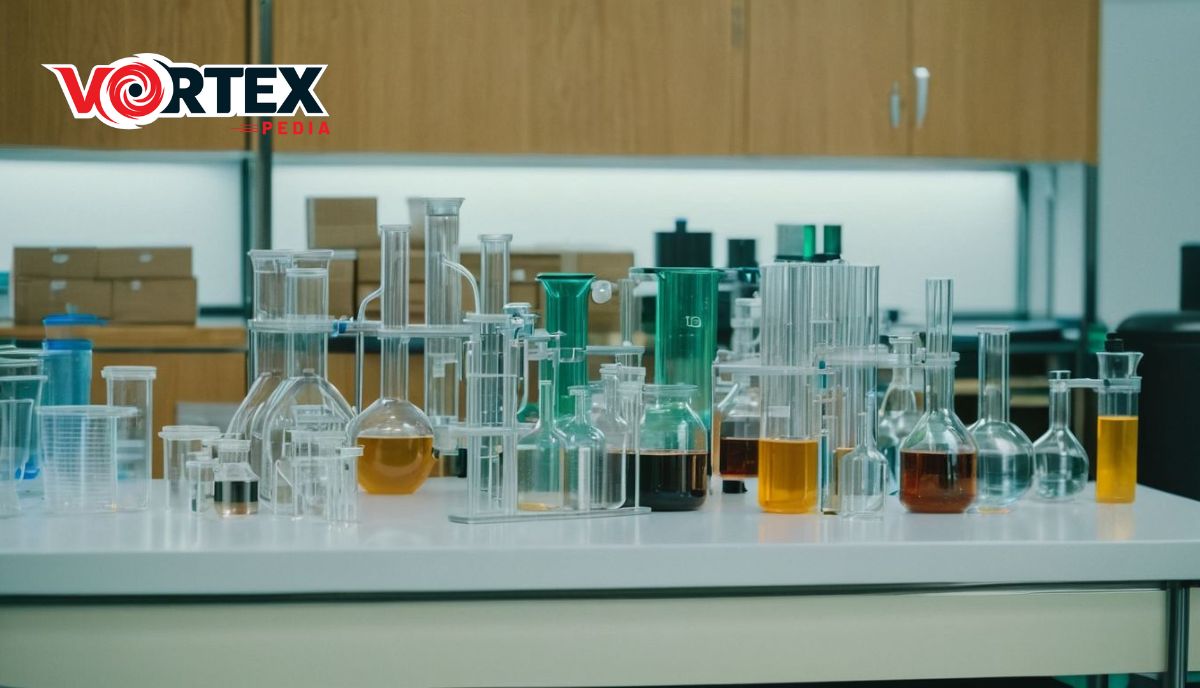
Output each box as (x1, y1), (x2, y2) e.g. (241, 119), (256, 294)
(1033, 371), (1089, 500)
(517, 380), (565, 511)
(636, 384), (708, 511)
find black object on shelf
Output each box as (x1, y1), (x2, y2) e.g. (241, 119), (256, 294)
(1181, 244), (1200, 310)
(727, 238), (757, 269)
(655, 218), (712, 268)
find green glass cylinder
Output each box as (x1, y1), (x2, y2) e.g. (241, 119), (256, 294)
(537, 272), (595, 417)
(646, 268), (720, 431)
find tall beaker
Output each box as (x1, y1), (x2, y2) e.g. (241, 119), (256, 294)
(1095, 334), (1142, 503)
(538, 273), (595, 418)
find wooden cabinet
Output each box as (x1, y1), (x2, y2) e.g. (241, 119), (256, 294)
(274, 0), (745, 154)
(747, 0), (910, 156)
(0, 0), (250, 151)
(909, 0), (1098, 162)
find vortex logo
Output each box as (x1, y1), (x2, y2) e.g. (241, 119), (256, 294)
(45, 53), (328, 130)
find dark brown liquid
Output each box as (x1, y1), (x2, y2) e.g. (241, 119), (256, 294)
(900, 450), (977, 513)
(622, 450), (709, 511)
(719, 437), (759, 478)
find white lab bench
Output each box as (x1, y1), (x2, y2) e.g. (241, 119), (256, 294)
(1, 480), (1198, 687)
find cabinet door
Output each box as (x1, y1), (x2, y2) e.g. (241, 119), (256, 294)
(0, 0), (249, 150)
(274, 0), (744, 154)
(910, 0), (1098, 162)
(747, 0), (910, 156)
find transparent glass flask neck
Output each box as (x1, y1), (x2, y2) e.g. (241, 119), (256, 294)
(977, 329), (1011, 424)
(380, 337), (409, 401)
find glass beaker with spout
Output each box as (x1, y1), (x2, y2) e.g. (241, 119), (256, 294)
(968, 326), (1033, 512)
(1095, 334), (1142, 503)
(898, 279), (978, 513)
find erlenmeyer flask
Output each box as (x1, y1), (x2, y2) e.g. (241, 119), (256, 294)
(899, 279), (978, 514)
(1033, 371), (1089, 500)
(538, 272), (595, 418)
(517, 380), (565, 511)
(969, 326), (1033, 512)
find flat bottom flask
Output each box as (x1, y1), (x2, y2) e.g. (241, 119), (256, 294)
(626, 450), (707, 511)
(758, 438), (818, 514)
(357, 434), (435, 494)
(899, 450), (977, 513)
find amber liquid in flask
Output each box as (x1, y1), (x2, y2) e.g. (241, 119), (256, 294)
(719, 437), (760, 477)
(1096, 416), (1138, 503)
(357, 435), (436, 494)
(899, 450), (977, 513)
(758, 438), (819, 513)
(627, 450), (708, 511)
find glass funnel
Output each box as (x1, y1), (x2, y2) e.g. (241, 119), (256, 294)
(877, 335), (921, 494)
(559, 386), (618, 510)
(898, 279), (978, 514)
(1095, 334), (1142, 503)
(1033, 370), (1089, 500)
(636, 384), (708, 511)
(968, 326), (1033, 512)
(538, 273), (595, 418)
(517, 380), (565, 511)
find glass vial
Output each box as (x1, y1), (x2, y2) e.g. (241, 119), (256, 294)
(1033, 371), (1089, 500)
(968, 327), (1033, 512)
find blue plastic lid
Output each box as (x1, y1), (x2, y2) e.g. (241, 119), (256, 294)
(44, 338), (92, 351)
(43, 314), (106, 327)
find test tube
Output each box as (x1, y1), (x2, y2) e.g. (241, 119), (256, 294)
(479, 234), (512, 315)
(159, 426), (221, 512)
(424, 198), (465, 454)
(379, 224), (411, 329)
(102, 365), (157, 511)
(327, 446), (362, 523)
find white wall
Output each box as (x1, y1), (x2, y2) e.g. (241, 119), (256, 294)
(1099, 0), (1200, 325)
(0, 157), (243, 307)
(274, 161), (1020, 319)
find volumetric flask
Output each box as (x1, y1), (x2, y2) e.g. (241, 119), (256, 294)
(968, 327), (1033, 512)
(1033, 371), (1089, 500)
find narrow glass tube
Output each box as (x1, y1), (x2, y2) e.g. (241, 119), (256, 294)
(424, 199), (465, 454)
(379, 224), (411, 329)
(538, 273), (595, 417)
(479, 234), (512, 315)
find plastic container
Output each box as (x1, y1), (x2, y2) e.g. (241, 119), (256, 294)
(214, 462), (259, 516)
(102, 365), (157, 511)
(42, 314), (102, 408)
(38, 405), (136, 513)
(159, 426), (222, 512)
(0, 398), (37, 516)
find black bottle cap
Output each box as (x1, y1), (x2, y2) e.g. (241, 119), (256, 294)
(727, 239), (757, 268)
(655, 217), (713, 267)
(1105, 332), (1125, 352)
(722, 480), (748, 494)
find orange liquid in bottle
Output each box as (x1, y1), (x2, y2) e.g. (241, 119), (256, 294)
(1096, 416), (1138, 503)
(758, 438), (819, 513)
(357, 435), (436, 494)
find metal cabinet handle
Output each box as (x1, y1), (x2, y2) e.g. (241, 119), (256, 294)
(889, 82), (902, 129)
(913, 66), (930, 128)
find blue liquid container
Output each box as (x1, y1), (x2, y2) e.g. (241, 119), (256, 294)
(35, 314), (103, 479)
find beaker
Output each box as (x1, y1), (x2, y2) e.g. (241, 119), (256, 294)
(186, 454), (217, 514)
(899, 279), (978, 514)
(349, 225), (436, 495)
(1095, 334), (1142, 503)
(877, 335), (921, 493)
(759, 372), (821, 514)
(38, 405), (136, 513)
(102, 365), (157, 511)
(1033, 371), (1089, 500)
(642, 268), (720, 431)
(538, 273), (595, 417)
(160, 426), (221, 512)
(0, 374), (45, 486)
(839, 404), (888, 518)
(228, 251), (294, 441)
(423, 198), (465, 457)
(592, 365), (631, 507)
(42, 314), (101, 407)
(637, 384), (708, 511)
(968, 327), (1033, 512)
(714, 297), (762, 488)
(517, 380), (565, 511)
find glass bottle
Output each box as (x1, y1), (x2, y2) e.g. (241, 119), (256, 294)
(637, 384), (708, 511)
(899, 279), (978, 514)
(559, 386), (617, 510)
(839, 403), (889, 518)
(968, 326), (1033, 512)
(1033, 370), (1089, 500)
(517, 380), (565, 511)
(593, 366), (631, 508)
(877, 334), (921, 494)
(348, 225), (435, 495)
(1095, 334), (1142, 503)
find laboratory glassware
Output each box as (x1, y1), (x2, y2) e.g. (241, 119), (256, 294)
(641, 268), (721, 431)
(899, 279), (978, 513)
(214, 461), (259, 516)
(0, 399), (36, 516)
(636, 384), (708, 511)
(186, 453), (217, 513)
(102, 365), (157, 511)
(538, 273), (595, 417)
(328, 447), (362, 523)
(1095, 334), (1142, 503)
(423, 198), (466, 460)
(714, 297), (761, 489)
(968, 327), (1033, 512)
(1033, 371), (1089, 500)
(592, 365), (631, 508)
(517, 380), (565, 511)
(479, 233), (512, 314)
(42, 314), (101, 408)
(0, 373), (45, 487)
(348, 225), (436, 495)
(159, 426), (222, 512)
(838, 402), (888, 518)
(877, 335), (921, 493)
(228, 250), (294, 442)
(38, 405), (136, 513)
(559, 385), (617, 510)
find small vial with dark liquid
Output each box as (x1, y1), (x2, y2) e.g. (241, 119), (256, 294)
(899, 450), (977, 513)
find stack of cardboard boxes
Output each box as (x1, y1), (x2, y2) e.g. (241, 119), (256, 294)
(13, 247), (197, 324)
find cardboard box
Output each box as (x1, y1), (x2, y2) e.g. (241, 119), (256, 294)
(329, 254), (356, 318)
(356, 248), (424, 285)
(562, 250), (635, 282)
(112, 278), (197, 323)
(13, 247), (99, 279)
(15, 277), (112, 323)
(307, 197), (378, 249)
(97, 247), (192, 278)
